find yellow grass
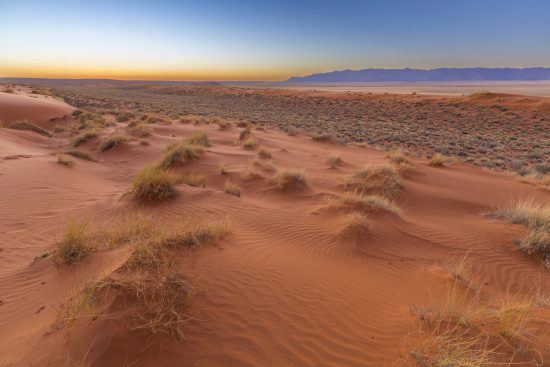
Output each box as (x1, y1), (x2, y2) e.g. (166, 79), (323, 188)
(184, 131), (210, 147)
(275, 168), (307, 190)
(224, 181), (242, 197)
(158, 142), (203, 169)
(51, 221), (92, 265)
(132, 166), (177, 201)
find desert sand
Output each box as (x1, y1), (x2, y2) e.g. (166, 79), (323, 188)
(0, 87), (549, 366)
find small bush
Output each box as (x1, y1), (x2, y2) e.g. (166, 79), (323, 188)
(343, 165), (403, 198)
(7, 120), (52, 137)
(242, 137), (258, 149)
(311, 132), (335, 142)
(328, 155), (342, 169)
(337, 212), (371, 238)
(65, 150), (96, 161)
(57, 154), (75, 166)
(139, 138), (150, 146)
(52, 221), (92, 265)
(327, 191), (402, 217)
(127, 122), (152, 137)
(388, 151), (411, 165)
(71, 130), (98, 147)
(116, 111), (135, 122)
(99, 135), (126, 152)
(132, 166), (177, 201)
(159, 219), (232, 248)
(158, 143), (203, 169)
(184, 132), (210, 147)
(275, 169), (307, 190)
(238, 127), (252, 141)
(224, 181), (241, 197)
(257, 146), (271, 159)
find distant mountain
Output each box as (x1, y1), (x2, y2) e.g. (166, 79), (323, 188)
(286, 67), (550, 83)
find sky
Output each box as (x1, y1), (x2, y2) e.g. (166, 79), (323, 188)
(1, 0), (549, 81)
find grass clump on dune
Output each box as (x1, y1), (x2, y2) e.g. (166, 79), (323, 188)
(328, 155), (342, 169)
(493, 198), (550, 265)
(99, 135), (127, 152)
(184, 131), (210, 147)
(71, 130), (98, 147)
(238, 127), (252, 141)
(65, 150), (96, 162)
(7, 120), (52, 137)
(275, 168), (307, 190)
(334, 191), (402, 217)
(257, 146), (271, 159)
(56, 153), (75, 166)
(181, 172), (208, 188)
(127, 122), (152, 137)
(158, 218), (232, 249)
(132, 166), (177, 201)
(388, 150), (411, 165)
(52, 221), (92, 265)
(224, 181), (241, 197)
(337, 212), (371, 238)
(343, 164), (403, 198)
(158, 142), (203, 169)
(429, 153), (451, 167)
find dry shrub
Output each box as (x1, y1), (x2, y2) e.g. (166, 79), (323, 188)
(224, 181), (241, 197)
(241, 137), (258, 149)
(257, 146), (272, 159)
(275, 169), (307, 190)
(429, 153), (451, 167)
(158, 143), (203, 169)
(71, 130), (98, 147)
(57, 153), (75, 166)
(328, 155), (342, 169)
(311, 132), (335, 142)
(184, 131), (210, 147)
(337, 212), (371, 238)
(132, 166), (177, 201)
(330, 191), (402, 217)
(343, 165), (403, 198)
(51, 221), (93, 265)
(127, 122), (152, 137)
(65, 150), (95, 161)
(7, 120), (52, 137)
(238, 127), (252, 141)
(388, 150), (411, 165)
(158, 218), (232, 249)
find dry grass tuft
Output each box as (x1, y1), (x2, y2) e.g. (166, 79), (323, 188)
(65, 150), (95, 162)
(238, 127), (252, 141)
(127, 122), (152, 137)
(132, 166), (177, 201)
(56, 153), (75, 166)
(99, 135), (127, 152)
(388, 150), (411, 165)
(429, 153), (451, 167)
(275, 168), (307, 190)
(343, 164), (403, 198)
(311, 132), (335, 142)
(181, 172), (208, 188)
(257, 146), (272, 159)
(224, 181), (241, 197)
(328, 155), (342, 169)
(7, 120), (52, 137)
(51, 221), (92, 265)
(337, 212), (371, 238)
(331, 191), (402, 217)
(158, 218), (232, 249)
(158, 143), (203, 169)
(71, 130), (98, 147)
(184, 131), (210, 147)
(241, 137), (258, 149)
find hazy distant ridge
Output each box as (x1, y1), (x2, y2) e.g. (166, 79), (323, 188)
(286, 67), (550, 83)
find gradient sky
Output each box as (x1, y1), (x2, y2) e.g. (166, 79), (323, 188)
(1, 0), (549, 81)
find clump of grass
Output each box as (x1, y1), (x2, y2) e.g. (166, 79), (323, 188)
(116, 111), (135, 122)
(241, 137), (258, 149)
(219, 165), (228, 175)
(71, 130), (98, 147)
(159, 218), (232, 249)
(7, 120), (52, 137)
(184, 131), (210, 147)
(328, 155), (342, 169)
(311, 132), (335, 142)
(181, 172), (208, 188)
(158, 143), (203, 169)
(343, 164), (403, 198)
(492, 198), (549, 264)
(56, 153), (75, 167)
(139, 138), (150, 146)
(238, 127), (252, 141)
(51, 221), (92, 265)
(65, 150), (96, 162)
(257, 146), (271, 159)
(332, 191), (402, 217)
(132, 166), (177, 201)
(337, 212), (371, 238)
(429, 153), (451, 167)
(127, 122), (152, 137)
(275, 169), (307, 190)
(388, 150), (410, 165)
(99, 135), (127, 152)
(224, 181), (241, 197)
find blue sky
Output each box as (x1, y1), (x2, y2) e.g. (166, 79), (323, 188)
(1, 0), (549, 80)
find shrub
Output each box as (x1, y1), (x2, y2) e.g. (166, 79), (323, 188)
(99, 135), (126, 152)
(116, 111), (135, 122)
(71, 130), (98, 147)
(238, 127), (252, 141)
(159, 219), (232, 248)
(326, 191), (402, 217)
(181, 172), (208, 187)
(158, 143), (203, 169)
(52, 221), (92, 265)
(139, 138), (150, 146)
(343, 165), (403, 198)
(184, 132), (210, 147)
(275, 169), (307, 190)
(57, 154), (75, 166)
(241, 137), (258, 149)
(127, 122), (152, 137)
(257, 146), (271, 159)
(311, 132), (335, 142)
(132, 166), (176, 201)
(65, 150), (96, 161)
(388, 150), (411, 165)
(7, 120), (52, 137)
(224, 181), (241, 197)
(337, 212), (371, 238)
(328, 155), (342, 169)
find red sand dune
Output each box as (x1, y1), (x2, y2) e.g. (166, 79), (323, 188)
(0, 92), (548, 366)
(0, 91), (74, 126)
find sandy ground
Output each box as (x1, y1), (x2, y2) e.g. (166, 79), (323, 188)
(0, 89), (549, 366)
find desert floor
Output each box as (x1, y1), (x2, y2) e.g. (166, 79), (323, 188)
(0, 86), (549, 366)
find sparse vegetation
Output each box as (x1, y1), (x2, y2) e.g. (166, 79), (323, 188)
(257, 146), (271, 159)
(65, 150), (95, 161)
(132, 166), (177, 201)
(241, 137), (258, 149)
(6, 120), (52, 137)
(429, 153), (451, 167)
(328, 155), (342, 169)
(275, 168), (307, 190)
(127, 122), (152, 137)
(71, 130), (98, 147)
(224, 181), (241, 197)
(343, 165), (403, 198)
(337, 212), (371, 238)
(181, 172), (208, 187)
(51, 221), (92, 265)
(99, 135), (126, 152)
(184, 131), (210, 147)
(158, 142), (203, 169)
(56, 153), (75, 166)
